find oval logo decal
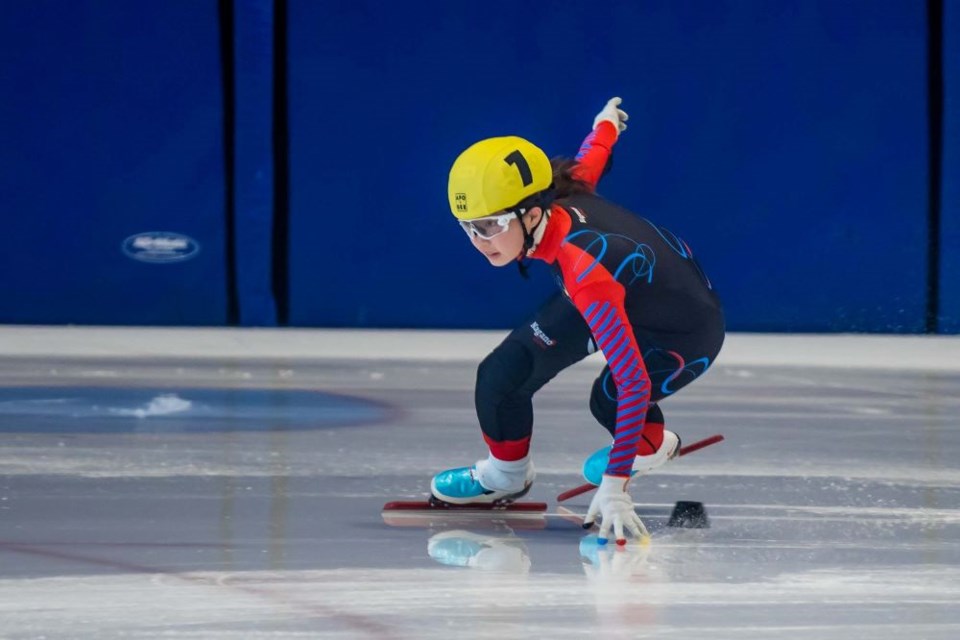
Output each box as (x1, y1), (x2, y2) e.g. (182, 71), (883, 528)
(122, 232), (201, 263)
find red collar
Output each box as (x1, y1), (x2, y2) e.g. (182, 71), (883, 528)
(528, 205), (571, 264)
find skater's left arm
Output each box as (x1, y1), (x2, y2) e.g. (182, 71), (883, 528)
(572, 97), (628, 189)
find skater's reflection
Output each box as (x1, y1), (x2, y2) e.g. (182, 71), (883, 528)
(578, 534), (663, 635)
(578, 533), (653, 578)
(423, 528), (661, 578)
(427, 529), (532, 574)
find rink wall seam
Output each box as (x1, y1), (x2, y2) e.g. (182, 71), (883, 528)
(0, 327), (958, 372)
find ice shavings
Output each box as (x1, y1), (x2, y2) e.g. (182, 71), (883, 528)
(107, 393), (192, 419)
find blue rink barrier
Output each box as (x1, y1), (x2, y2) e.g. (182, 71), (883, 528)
(0, 2), (954, 333)
(231, 0), (279, 326)
(0, 1), (228, 325)
(284, 0), (930, 332)
(940, 0), (960, 333)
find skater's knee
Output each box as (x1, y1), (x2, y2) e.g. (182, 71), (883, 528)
(476, 340), (534, 404)
(589, 376), (617, 436)
(646, 403), (664, 426)
(590, 381), (664, 437)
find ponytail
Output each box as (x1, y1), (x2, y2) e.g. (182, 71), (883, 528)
(550, 157), (594, 199)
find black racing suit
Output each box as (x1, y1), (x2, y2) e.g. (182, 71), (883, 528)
(476, 123), (724, 478)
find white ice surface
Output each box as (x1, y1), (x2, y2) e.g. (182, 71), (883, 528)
(0, 328), (958, 639)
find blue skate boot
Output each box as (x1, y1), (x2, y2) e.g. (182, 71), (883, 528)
(582, 431), (681, 486)
(430, 455), (535, 506)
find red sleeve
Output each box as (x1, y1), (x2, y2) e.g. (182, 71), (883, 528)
(569, 279), (651, 478)
(571, 121), (619, 190)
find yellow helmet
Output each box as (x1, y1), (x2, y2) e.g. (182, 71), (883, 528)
(448, 136), (552, 221)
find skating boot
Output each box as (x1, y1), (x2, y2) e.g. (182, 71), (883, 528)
(430, 455), (534, 506)
(582, 430), (681, 486)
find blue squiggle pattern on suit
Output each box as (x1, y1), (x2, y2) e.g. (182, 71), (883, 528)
(564, 230), (608, 283)
(645, 352), (711, 395)
(644, 221), (689, 258)
(564, 231), (656, 286)
(642, 220), (713, 290)
(601, 352), (712, 400)
(612, 244), (656, 285)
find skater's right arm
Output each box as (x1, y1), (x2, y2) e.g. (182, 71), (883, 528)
(556, 267), (652, 544)
(569, 280), (652, 478)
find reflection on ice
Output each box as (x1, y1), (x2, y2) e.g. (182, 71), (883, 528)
(428, 530), (532, 573)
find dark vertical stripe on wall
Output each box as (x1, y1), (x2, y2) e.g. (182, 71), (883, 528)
(219, 0), (239, 325)
(272, 0), (290, 325)
(927, 0), (944, 333)
(233, 0), (277, 325)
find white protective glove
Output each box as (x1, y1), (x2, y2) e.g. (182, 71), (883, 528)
(583, 474), (648, 545)
(592, 96), (629, 135)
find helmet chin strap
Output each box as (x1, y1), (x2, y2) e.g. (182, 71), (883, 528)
(515, 209), (533, 280)
(514, 205), (550, 279)
(510, 186), (555, 279)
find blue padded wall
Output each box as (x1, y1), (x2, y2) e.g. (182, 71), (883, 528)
(940, 1), (960, 333)
(0, 1), (937, 332)
(0, 1), (227, 325)
(233, 0), (278, 326)
(286, 0), (929, 331)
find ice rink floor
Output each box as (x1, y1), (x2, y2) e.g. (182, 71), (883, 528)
(0, 327), (958, 639)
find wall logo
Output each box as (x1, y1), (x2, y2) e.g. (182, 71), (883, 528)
(122, 232), (201, 264)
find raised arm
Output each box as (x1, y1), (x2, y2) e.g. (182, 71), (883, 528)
(572, 97), (629, 189)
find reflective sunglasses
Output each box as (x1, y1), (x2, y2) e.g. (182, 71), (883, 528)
(459, 210), (524, 240)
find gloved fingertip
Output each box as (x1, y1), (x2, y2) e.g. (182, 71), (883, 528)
(616, 538), (626, 546)
(582, 521), (593, 530)
(597, 537), (608, 546)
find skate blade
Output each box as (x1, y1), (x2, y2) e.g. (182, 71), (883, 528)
(382, 500), (547, 529)
(383, 499), (546, 512)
